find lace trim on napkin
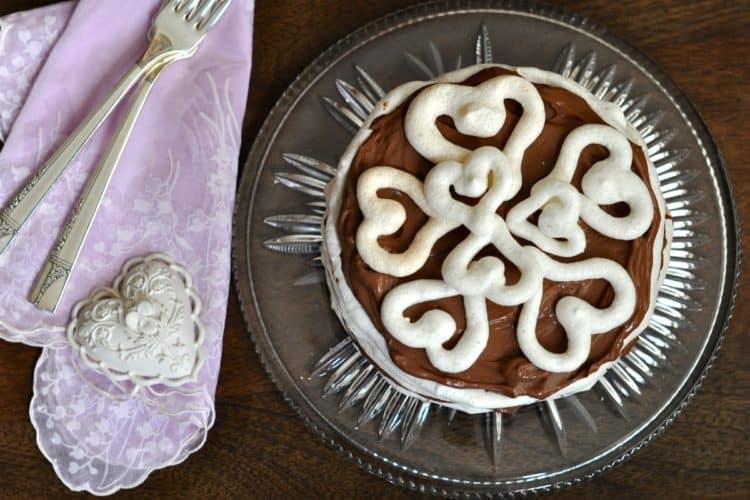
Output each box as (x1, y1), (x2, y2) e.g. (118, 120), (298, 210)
(31, 345), (214, 495)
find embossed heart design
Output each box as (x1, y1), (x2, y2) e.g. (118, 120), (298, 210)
(67, 253), (205, 388)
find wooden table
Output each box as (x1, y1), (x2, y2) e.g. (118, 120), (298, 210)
(0, 1), (747, 498)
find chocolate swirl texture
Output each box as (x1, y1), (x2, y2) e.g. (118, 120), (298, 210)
(331, 67), (664, 402)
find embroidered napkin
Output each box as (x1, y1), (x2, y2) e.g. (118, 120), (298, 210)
(0, 0), (253, 494)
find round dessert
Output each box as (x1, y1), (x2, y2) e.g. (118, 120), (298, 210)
(322, 64), (670, 413)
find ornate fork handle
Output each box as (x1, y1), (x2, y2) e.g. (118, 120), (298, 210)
(0, 55), (170, 255)
(28, 67), (164, 313)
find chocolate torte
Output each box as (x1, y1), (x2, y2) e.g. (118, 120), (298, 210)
(322, 64), (670, 413)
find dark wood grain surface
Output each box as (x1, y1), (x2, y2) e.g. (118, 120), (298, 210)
(0, 0), (747, 498)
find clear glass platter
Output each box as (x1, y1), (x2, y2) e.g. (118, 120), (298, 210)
(233, 1), (739, 496)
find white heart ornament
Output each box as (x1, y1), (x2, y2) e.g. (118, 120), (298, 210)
(67, 253), (205, 388)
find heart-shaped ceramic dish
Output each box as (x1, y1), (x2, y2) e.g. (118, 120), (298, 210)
(67, 253), (204, 388)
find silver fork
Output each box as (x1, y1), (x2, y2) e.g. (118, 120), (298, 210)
(0, 0), (231, 256)
(26, 0), (233, 312)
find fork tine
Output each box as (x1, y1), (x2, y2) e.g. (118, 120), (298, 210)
(186, 0), (210, 21)
(180, 0), (200, 15)
(200, 0), (232, 31)
(193, 0), (218, 24)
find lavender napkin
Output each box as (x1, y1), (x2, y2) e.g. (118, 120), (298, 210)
(0, 0), (253, 494)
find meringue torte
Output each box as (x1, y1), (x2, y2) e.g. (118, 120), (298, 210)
(322, 64), (670, 413)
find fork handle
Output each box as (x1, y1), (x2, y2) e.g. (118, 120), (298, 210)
(0, 59), (161, 256)
(28, 68), (162, 313)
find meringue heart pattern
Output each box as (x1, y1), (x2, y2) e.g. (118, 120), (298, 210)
(355, 73), (659, 374)
(67, 253), (205, 388)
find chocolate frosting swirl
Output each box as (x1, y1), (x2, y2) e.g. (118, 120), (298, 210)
(335, 68), (661, 399)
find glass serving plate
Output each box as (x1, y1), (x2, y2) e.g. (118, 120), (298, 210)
(233, 1), (738, 496)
